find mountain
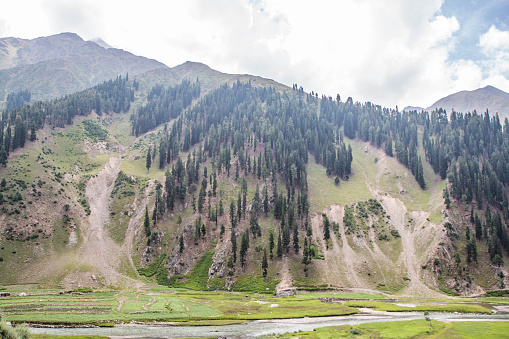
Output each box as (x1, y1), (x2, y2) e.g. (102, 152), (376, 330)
(426, 85), (509, 120)
(0, 33), (508, 298)
(402, 106), (425, 112)
(88, 37), (113, 49)
(0, 32), (165, 105)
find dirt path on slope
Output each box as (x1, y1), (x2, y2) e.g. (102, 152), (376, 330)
(360, 152), (443, 298)
(326, 205), (362, 287)
(122, 179), (155, 281)
(76, 156), (141, 288)
(310, 206), (363, 287)
(368, 186), (442, 297)
(276, 258), (293, 293)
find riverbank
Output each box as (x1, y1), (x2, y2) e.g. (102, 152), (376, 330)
(29, 311), (509, 338)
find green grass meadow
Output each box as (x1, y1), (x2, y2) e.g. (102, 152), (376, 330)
(272, 320), (509, 339)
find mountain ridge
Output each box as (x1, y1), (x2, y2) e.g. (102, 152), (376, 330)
(0, 32), (166, 105)
(426, 85), (509, 119)
(0, 32), (508, 298)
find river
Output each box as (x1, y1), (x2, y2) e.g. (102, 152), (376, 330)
(30, 311), (509, 338)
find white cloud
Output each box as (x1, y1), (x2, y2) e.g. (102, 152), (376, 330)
(480, 25), (509, 52)
(0, 0), (509, 108)
(478, 25), (509, 92)
(42, 0), (103, 39)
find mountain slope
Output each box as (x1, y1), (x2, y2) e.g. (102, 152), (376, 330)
(0, 35), (508, 296)
(0, 32), (165, 105)
(426, 85), (509, 120)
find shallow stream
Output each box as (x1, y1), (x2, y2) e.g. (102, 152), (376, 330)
(30, 312), (509, 338)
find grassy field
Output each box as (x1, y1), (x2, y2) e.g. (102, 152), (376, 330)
(343, 300), (492, 313)
(271, 319), (509, 338)
(0, 289), (359, 325)
(33, 336), (110, 339)
(307, 152), (372, 213)
(296, 292), (388, 300)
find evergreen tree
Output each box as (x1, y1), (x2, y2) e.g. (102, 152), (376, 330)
(144, 207), (151, 237)
(262, 248), (268, 278)
(293, 225), (299, 253)
(240, 231), (249, 267)
(263, 183), (269, 215)
(146, 146), (152, 173)
(323, 213), (330, 248)
(444, 187), (451, 209)
(269, 231), (275, 259)
(277, 232), (283, 258)
(231, 231), (237, 263)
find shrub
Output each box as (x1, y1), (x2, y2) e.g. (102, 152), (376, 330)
(138, 254), (167, 277)
(351, 328), (361, 335)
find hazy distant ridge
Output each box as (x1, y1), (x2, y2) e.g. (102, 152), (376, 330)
(426, 85), (509, 120)
(0, 32), (165, 105)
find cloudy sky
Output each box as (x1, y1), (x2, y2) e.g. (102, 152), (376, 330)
(0, 0), (508, 109)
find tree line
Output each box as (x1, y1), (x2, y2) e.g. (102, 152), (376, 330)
(0, 74), (136, 166)
(141, 80), (354, 278)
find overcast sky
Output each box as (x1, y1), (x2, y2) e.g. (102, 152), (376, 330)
(1, 0), (508, 109)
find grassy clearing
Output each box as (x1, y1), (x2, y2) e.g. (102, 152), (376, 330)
(160, 250), (214, 290)
(231, 275), (279, 294)
(343, 301), (492, 313)
(101, 111), (136, 147)
(0, 289), (359, 324)
(307, 153), (372, 213)
(108, 171), (139, 244)
(188, 293), (358, 320)
(272, 320), (509, 339)
(33, 336), (110, 339)
(295, 292), (387, 300)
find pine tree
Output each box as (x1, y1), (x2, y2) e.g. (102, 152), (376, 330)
(269, 231), (275, 259)
(230, 200), (236, 228)
(293, 225), (299, 253)
(444, 187), (451, 209)
(263, 183), (269, 215)
(144, 207), (151, 237)
(240, 231), (249, 267)
(179, 235), (184, 253)
(277, 232), (283, 258)
(323, 213), (330, 248)
(146, 146), (152, 173)
(262, 248), (268, 278)
(231, 231), (237, 263)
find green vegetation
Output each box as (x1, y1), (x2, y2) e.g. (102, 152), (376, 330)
(486, 289), (509, 297)
(158, 250), (214, 290)
(82, 120), (108, 142)
(0, 289), (359, 325)
(343, 300), (492, 313)
(231, 275), (279, 293)
(296, 292), (387, 299)
(0, 316), (30, 339)
(271, 320), (509, 339)
(137, 253), (166, 277)
(33, 336), (110, 339)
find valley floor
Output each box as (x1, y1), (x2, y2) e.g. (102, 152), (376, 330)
(0, 286), (508, 338)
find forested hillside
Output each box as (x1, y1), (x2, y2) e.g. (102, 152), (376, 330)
(0, 61), (508, 296)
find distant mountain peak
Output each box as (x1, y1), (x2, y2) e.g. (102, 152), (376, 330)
(426, 85), (509, 119)
(178, 61), (212, 70)
(89, 37), (113, 49)
(0, 32), (166, 104)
